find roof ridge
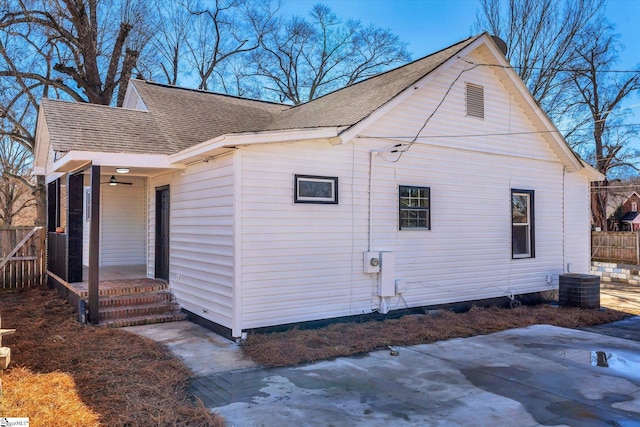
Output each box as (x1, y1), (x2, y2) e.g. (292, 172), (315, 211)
(134, 79), (290, 107)
(41, 97), (150, 113)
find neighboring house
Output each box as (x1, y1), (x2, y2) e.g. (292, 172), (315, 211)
(618, 192), (640, 231)
(33, 33), (602, 338)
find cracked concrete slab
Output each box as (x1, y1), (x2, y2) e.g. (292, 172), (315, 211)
(126, 317), (640, 427)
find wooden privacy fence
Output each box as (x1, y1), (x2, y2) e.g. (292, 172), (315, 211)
(0, 227), (46, 289)
(592, 231), (640, 264)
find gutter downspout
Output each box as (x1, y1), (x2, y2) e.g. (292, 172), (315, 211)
(232, 149), (243, 338)
(562, 166), (566, 273)
(368, 151), (377, 252)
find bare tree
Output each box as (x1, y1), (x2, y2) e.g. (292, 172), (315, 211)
(476, 0), (604, 122)
(0, 141), (34, 226)
(567, 26), (640, 230)
(0, 0), (153, 225)
(476, 0), (640, 230)
(184, 0), (278, 91)
(0, 0), (151, 106)
(147, 0), (195, 86)
(254, 4), (410, 104)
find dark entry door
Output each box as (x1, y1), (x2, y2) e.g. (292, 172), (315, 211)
(155, 186), (170, 280)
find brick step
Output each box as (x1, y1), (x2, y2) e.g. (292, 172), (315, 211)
(99, 312), (188, 328)
(98, 291), (174, 308)
(74, 279), (170, 298)
(96, 280), (169, 297)
(99, 301), (181, 321)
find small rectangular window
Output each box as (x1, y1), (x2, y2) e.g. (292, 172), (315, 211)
(466, 82), (484, 119)
(399, 186), (430, 230)
(512, 189), (534, 258)
(294, 175), (338, 204)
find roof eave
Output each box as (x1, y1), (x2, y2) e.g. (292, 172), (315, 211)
(580, 160), (605, 181)
(170, 127), (342, 164)
(52, 150), (182, 173)
(33, 103), (51, 175)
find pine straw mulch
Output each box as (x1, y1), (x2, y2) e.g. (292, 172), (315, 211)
(0, 286), (224, 427)
(241, 304), (630, 367)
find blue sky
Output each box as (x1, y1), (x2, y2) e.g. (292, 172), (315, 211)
(281, 0), (640, 70)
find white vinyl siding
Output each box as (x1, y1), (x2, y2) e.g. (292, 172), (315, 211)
(239, 142), (371, 329)
(100, 176), (146, 266)
(563, 170), (592, 274)
(359, 52), (569, 305)
(148, 155), (235, 329)
(237, 50), (590, 329)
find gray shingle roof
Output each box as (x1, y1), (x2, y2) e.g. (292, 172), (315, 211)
(130, 81), (288, 152)
(41, 35), (479, 155)
(41, 99), (172, 154)
(268, 36), (478, 131)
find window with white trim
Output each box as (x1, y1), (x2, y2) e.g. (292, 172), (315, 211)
(294, 175), (338, 204)
(512, 189), (534, 258)
(399, 186), (430, 230)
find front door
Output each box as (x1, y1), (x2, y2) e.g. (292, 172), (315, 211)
(155, 186), (170, 280)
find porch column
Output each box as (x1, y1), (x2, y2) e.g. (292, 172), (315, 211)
(67, 173), (83, 283)
(88, 165), (100, 324)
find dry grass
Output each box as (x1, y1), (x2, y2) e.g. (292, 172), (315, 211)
(0, 286), (224, 427)
(2, 367), (101, 426)
(242, 304), (630, 367)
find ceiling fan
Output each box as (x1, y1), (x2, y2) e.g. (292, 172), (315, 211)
(101, 175), (133, 186)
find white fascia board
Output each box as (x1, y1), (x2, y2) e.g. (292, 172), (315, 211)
(53, 151), (181, 172)
(579, 161), (605, 181)
(33, 105), (50, 172)
(45, 172), (65, 185)
(224, 127), (340, 145)
(475, 36), (584, 173)
(169, 127), (341, 164)
(169, 135), (227, 164)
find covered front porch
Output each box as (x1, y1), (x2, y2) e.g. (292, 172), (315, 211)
(45, 162), (181, 325)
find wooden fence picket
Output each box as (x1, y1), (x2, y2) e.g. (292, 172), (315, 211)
(0, 227), (46, 289)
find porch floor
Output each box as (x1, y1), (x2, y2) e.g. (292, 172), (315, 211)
(82, 265), (147, 282)
(59, 265), (155, 297)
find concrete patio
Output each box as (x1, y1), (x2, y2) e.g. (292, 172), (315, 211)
(126, 316), (640, 427)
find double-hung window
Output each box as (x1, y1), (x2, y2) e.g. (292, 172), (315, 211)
(511, 189), (534, 258)
(399, 186), (430, 230)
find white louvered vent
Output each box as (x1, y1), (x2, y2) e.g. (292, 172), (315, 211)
(466, 83), (484, 119)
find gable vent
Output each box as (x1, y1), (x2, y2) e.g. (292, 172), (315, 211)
(466, 83), (484, 119)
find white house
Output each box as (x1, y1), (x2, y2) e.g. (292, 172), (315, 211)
(33, 33), (602, 338)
